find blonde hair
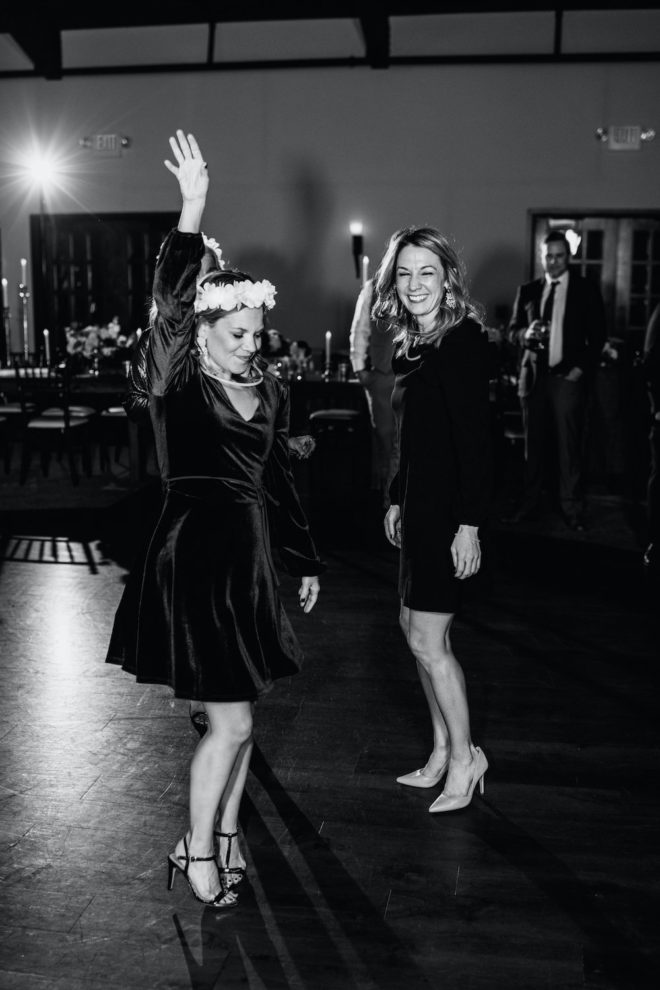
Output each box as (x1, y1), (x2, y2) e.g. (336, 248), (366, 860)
(372, 226), (484, 358)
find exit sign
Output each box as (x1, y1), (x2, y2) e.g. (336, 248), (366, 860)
(607, 126), (642, 151)
(79, 134), (130, 156)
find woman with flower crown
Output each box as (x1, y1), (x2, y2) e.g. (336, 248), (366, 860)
(106, 130), (323, 909)
(373, 227), (492, 815)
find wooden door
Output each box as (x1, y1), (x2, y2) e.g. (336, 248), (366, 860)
(30, 212), (178, 357)
(530, 211), (660, 347)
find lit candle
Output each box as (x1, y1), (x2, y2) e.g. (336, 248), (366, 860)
(325, 330), (332, 367)
(20, 258), (27, 284)
(1, 278), (7, 308)
(43, 329), (50, 364)
(361, 255), (369, 288)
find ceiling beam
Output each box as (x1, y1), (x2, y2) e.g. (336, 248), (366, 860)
(359, 14), (390, 68)
(11, 26), (62, 79)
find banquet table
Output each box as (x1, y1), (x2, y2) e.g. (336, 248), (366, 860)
(0, 369), (370, 486)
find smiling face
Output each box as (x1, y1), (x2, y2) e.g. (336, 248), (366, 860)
(395, 244), (447, 330)
(203, 307), (264, 378)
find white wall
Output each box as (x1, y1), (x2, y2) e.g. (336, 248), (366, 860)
(0, 61), (658, 347)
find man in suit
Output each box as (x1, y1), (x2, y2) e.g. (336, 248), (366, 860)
(508, 231), (606, 529)
(349, 278), (399, 506)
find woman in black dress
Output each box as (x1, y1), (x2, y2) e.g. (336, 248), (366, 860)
(107, 131), (323, 905)
(373, 226), (491, 813)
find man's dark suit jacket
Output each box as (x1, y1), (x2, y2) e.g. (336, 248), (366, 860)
(508, 270), (606, 398)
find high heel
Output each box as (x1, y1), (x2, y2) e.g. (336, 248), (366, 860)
(396, 759), (449, 789)
(428, 746), (488, 813)
(189, 704), (208, 739)
(214, 830), (247, 889)
(167, 835), (238, 908)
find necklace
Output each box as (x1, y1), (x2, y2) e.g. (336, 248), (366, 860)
(203, 367), (264, 388)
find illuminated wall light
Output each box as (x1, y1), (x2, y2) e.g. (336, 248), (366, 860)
(349, 221), (364, 278)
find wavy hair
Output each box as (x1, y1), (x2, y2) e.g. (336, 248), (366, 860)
(372, 226), (484, 358)
(146, 239), (228, 328)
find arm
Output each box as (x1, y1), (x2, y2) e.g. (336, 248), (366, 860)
(349, 280), (373, 376)
(265, 384), (325, 580)
(582, 279), (607, 377)
(122, 330), (151, 421)
(506, 285), (530, 349)
(442, 326), (493, 578)
(147, 131), (209, 395)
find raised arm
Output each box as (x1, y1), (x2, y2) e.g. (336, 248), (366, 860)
(164, 129), (209, 234)
(147, 131), (209, 395)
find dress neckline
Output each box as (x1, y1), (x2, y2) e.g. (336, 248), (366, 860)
(217, 381), (262, 423)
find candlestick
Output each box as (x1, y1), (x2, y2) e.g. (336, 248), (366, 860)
(18, 280), (30, 363)
(2, 306), (10, 368)
(361, 255), (370, 288)
(43, 329), (51, 365)
(20, 258), (27, 283)
(323, 330), (332, 382)
(1, 277), (7, 308)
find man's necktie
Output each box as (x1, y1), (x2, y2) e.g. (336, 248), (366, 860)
(542, 280), (559, 324)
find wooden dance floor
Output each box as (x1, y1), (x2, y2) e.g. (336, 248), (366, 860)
(0, 487), (658, 990)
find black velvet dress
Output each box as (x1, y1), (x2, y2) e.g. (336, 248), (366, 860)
(106, 230), (323, 701)
(389, 318), (492, 613)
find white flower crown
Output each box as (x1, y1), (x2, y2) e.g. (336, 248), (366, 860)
(195, 279), (277, 314)
(201, 234), (225, 269)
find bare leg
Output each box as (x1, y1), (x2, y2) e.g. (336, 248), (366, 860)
(176, 700), (252, 900)
(402, 605), (451, 773)
(403, 605), (477, 796)
(215, 723), (254, 873)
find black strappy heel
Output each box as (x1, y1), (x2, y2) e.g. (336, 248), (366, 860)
(167, 835), (238, 908)
(214, 830), (247, 889)
(189, 704), (208, 739)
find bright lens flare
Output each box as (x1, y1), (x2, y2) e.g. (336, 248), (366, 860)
(21, 149), (64, 192)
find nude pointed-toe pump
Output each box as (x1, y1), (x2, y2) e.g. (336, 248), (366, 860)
(428, 746), (488, 813)
(396, 759), (449, 789)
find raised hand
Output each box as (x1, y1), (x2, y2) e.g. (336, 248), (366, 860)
(164, 130), (209, 203)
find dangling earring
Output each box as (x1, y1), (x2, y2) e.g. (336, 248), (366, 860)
(444, 285), (456, 310)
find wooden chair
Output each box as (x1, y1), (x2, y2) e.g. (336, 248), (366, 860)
(15, 365), (94, 485)
(97, 405), (130, 472)
(308, 407), (370, 500)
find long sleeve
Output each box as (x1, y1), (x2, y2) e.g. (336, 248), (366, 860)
(582, 279), (607, 376)
(122, 329), (151, 421)
(265, 384), (325, 576)
(349, 280), (373, 373)
(146, 229), (205, 396)
(439, 325), (493, 526)
(507, 284), (532, 349)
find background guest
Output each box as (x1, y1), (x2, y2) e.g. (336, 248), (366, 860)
(349, 277), (398, 505)
(507, 231), (606, 530)
(643, 302), (660, 573)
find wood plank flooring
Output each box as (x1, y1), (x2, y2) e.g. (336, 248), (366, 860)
(0, 488), (658, 990)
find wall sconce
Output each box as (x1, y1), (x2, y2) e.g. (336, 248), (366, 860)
(595, 126), (655, 150)
(349, 221), (363, 278)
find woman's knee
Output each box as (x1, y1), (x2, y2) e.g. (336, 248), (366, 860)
(207, 704), (253, 745)
(407, 632), (453, 673)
